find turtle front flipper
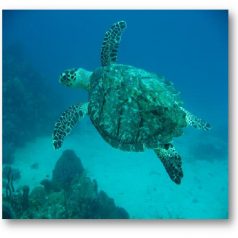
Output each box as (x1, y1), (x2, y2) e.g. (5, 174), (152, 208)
(52, 103), (88, 149)
(154, 144), (183, 184)
(101, 20), (127, 66)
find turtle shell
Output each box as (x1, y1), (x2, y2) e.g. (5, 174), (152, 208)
(88, 64), (187, 152)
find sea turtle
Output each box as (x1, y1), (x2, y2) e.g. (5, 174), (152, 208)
(52, 20), (210, 184)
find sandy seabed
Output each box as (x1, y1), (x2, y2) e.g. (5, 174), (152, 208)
(12, 119), (228, 219)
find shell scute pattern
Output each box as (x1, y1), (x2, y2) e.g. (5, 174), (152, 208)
(88, 64), (187, 151)
(53, 20), (211, 184)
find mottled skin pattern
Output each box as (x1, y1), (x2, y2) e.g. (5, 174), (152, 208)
(181, 108), (211, 131)
(101, 21), (127, 66)
(154, 144), (183, 184)
(60, 69), (77, 87)
(53, 20), (211, 185)
(88, 64), (187, 152)
(53, 103), (88, 149)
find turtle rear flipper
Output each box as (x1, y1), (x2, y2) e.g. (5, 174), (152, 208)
(101, 20), (127, 66)
(52, 103), (88, 149)
(154, 144), (183, 184)
(180, 107), (211, 131)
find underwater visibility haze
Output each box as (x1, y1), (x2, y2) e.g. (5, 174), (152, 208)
(2, 10), (228, 219)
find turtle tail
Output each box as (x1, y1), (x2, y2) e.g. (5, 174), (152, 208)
(52, 103), (88, 149)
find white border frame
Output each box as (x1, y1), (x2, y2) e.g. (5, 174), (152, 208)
(0, 1), (236, 238)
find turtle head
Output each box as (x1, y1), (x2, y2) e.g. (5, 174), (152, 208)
(59, 68), (92, 90)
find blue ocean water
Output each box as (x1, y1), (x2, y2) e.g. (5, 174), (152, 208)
(2, 10), (228, 219)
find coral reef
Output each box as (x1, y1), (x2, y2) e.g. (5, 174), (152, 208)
(2, 166), (21, 201)
(3, 166), (21, 181)
(2, 150), (129, 219)
(2, 185), (31, 219)
(22, 185), (30, 210)
(2, 45), (63, 163)
(52, 150), (84, 190)
(2, 202), (16, 219)
(40, 179), (56, 193)
(65, 174), (129, 219)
